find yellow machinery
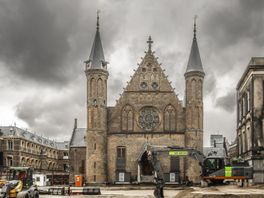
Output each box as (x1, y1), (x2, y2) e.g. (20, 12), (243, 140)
(0, 167), (38, 198)
(0, 180), (6, 188)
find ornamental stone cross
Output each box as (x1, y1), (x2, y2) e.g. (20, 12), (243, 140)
(147, 36), (153, 52)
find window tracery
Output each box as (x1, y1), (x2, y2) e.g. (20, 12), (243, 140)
(121, 105), (133, 131)
(164, 105), (176, 131)
(138, 106), (159, 131)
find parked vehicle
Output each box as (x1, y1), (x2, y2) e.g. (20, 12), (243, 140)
(0, 167), (39, 198)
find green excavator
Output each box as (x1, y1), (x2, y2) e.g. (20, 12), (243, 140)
(145, 144), (253, 198)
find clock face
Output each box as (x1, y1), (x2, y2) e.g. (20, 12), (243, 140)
(152, 82), (158, 90)
(138, 106), (160, 131)
(140, 82), (148, 90)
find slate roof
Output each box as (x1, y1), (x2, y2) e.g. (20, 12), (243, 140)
(69, 128), (86, 147)
(86, 14), (106, 69)
(56, 141), (69, 150)
(185, 22), (204, 74)
(0, 126), (69, 149)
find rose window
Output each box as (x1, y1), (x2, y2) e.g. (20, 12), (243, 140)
(138, 107), (160, 131)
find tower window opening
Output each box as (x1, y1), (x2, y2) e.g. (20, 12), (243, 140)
(93, 175), (96, 182)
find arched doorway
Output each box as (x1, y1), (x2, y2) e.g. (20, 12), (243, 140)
(140, 151), (154, 175)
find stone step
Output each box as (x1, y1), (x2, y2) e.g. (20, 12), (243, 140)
(141, 175), (154, 183)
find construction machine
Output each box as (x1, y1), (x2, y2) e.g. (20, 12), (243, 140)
(145, 144), (253, 198)
(0, 180), (6, 188)
(0, 167), (39, 198)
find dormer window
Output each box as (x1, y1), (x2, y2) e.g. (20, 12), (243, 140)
(85, 61), (91, 70)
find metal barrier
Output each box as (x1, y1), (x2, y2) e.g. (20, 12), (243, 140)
(83, 187), (101, 195)
(48, 187), (66, 195)
(47, 186), (101, 196)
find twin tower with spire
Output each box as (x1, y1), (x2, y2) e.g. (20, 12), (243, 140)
(85, 13), (205, 184)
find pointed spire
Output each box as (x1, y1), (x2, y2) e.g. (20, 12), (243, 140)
(86, 10), (106, 69)
(185, 16), (204, 74)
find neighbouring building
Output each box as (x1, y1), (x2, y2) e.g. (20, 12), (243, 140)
(210, 134), (224, 148)
(0, 126), (70, 185)
(203, 134), (227, 158)
(237, 57), (264, 183)
(228, 138), (238, 160)
(0, 135), (4, 169)
(82, 14), (205, 184)
(69, 119), (86, 183)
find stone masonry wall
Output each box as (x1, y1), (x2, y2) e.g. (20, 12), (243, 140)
(107, 133), (185, 183)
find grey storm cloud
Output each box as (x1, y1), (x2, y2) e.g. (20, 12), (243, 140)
(0, 0), (121, 86)
(0, 0), (76, 84)
(15, 77), (86, 138)
(203, 0), (264, 49)
(215, 91), (236, 112)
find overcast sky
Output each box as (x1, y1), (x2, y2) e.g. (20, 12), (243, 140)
(0, 0), (264, 146)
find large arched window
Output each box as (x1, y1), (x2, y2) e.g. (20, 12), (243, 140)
(121, 105), (133, 131)
(164, 105), (176, 131)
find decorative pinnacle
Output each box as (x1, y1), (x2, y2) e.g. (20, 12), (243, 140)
(147, 35), (153, 52)
(194, 15), (198, 39)
(96, 10), (100, 30)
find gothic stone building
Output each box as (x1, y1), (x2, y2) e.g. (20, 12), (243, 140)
(83, 16), (205, 184)
(237, 57), (264, 183)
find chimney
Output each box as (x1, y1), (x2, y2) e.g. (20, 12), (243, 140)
(74, 118), (77, 129)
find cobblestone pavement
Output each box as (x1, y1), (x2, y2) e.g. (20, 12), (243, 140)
(40, 189), (178, 198)
(39, 185), (264, 198)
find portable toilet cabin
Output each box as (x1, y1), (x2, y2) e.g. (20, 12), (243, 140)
(75, 175), (83, 187)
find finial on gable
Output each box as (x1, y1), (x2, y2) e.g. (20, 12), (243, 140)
(147, 35), (153, 52)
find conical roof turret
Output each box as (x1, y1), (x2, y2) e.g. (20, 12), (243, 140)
(185, 17), (204, 74)
(86, 11), (107, 69)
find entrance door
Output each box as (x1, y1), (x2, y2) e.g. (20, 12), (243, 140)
(140, 151), (154, 175)
(170, 156), (180, 182)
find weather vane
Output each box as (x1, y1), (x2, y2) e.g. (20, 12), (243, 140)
(194, 15), (198, 38)
(96, 10), (100, 30)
